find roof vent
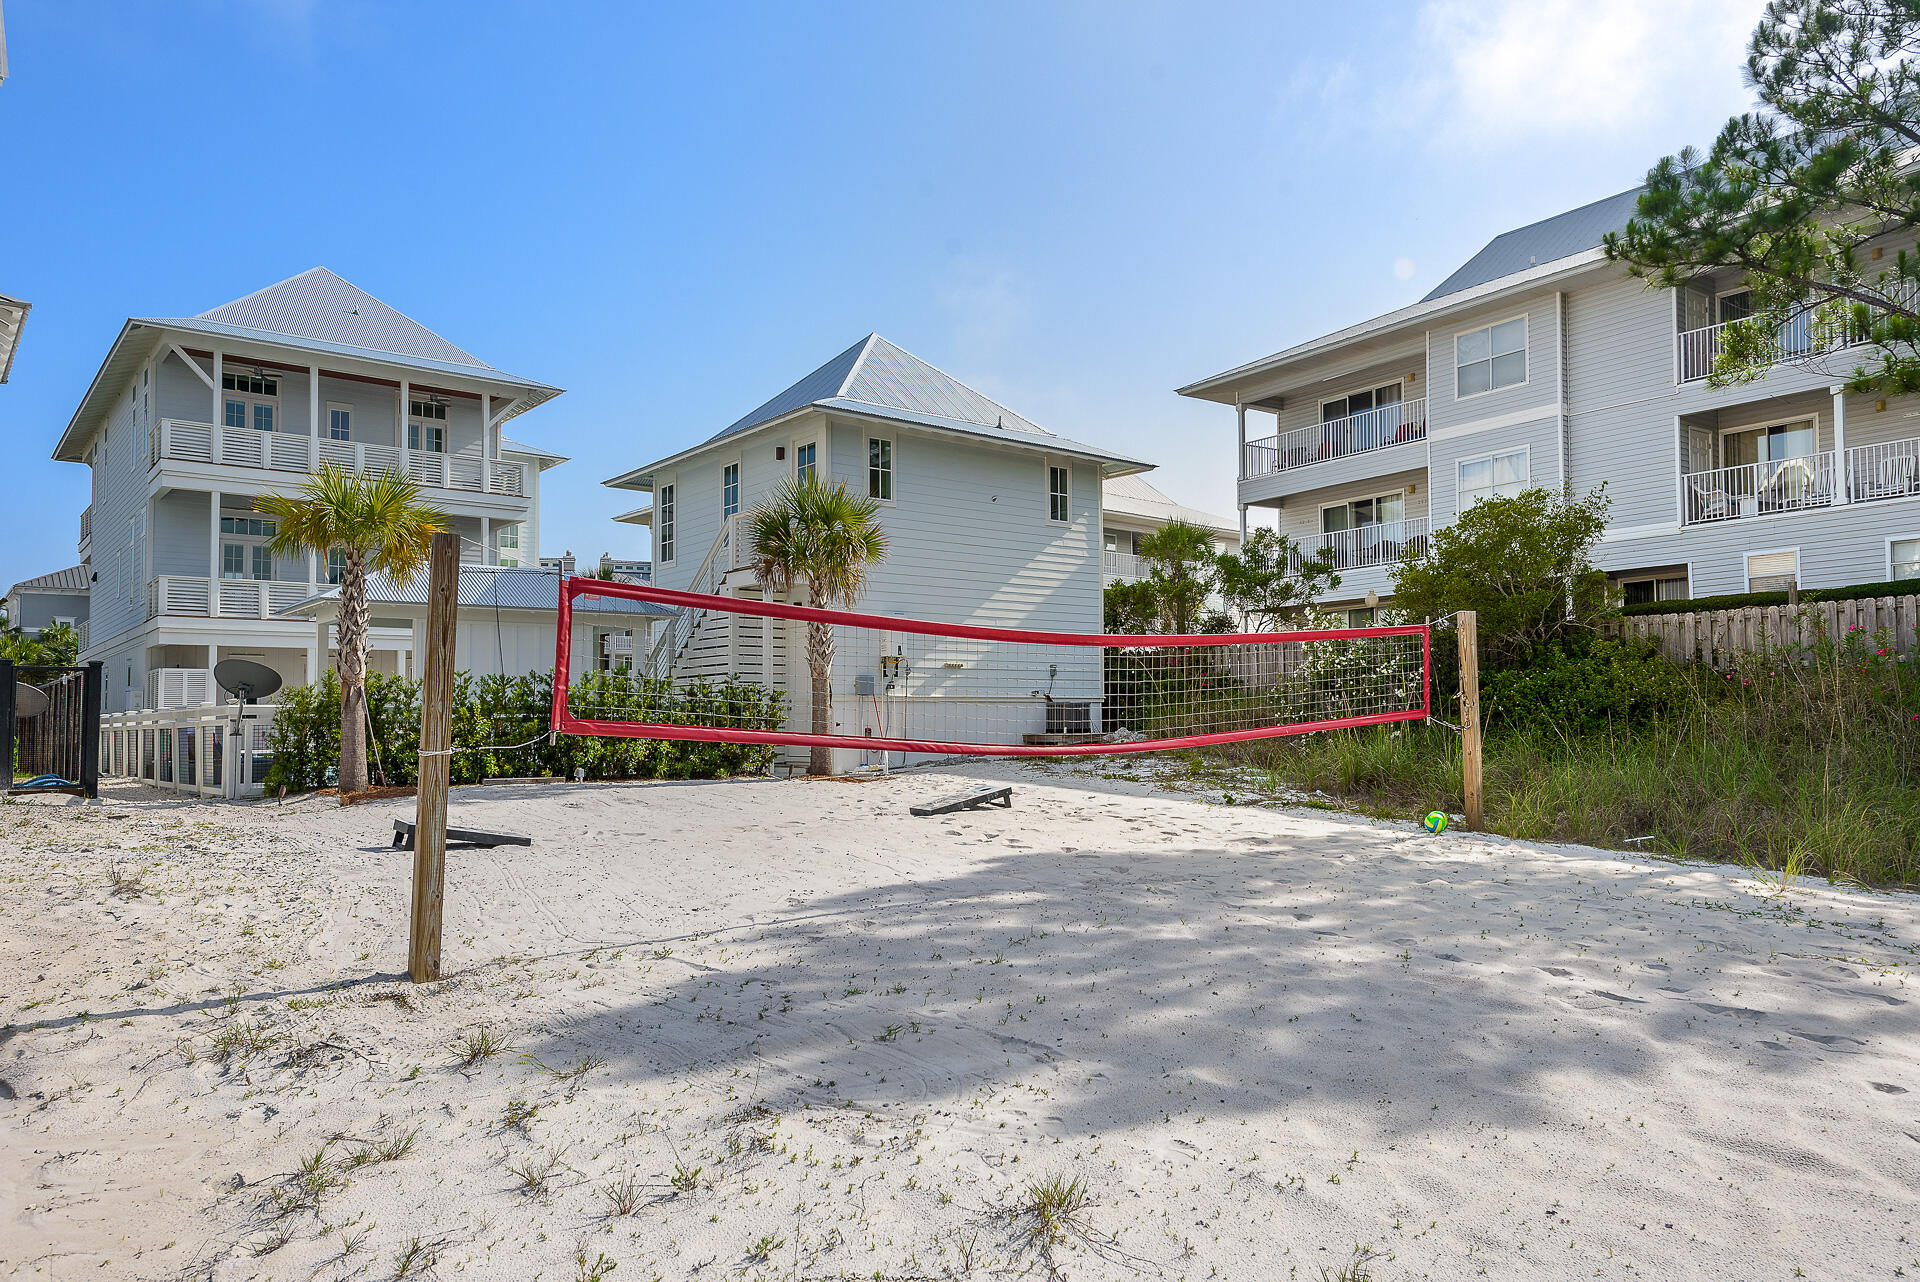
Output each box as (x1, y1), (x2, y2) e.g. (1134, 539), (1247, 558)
(996, 415), (1004, 429)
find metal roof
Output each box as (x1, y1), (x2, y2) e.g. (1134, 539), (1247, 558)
(607, 335), (1148, 491)
(278, 565), (675, 618)
(499, 433), (569, 467)
(57, 271), (563, 462)
(6, 564), (90, 597)
(1101, 474), (1239, 536)
(707, 334), (1049, 444)
(0, 291), (29, 384)
(1421, 186), (1644, 302)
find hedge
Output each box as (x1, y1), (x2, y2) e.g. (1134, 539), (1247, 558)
(1621, 577), (1917, 617)
(264, 669), (784, 793)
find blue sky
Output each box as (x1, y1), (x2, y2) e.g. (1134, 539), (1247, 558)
(0, 0), (1763, 587)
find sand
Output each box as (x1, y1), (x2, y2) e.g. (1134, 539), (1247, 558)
(1, 759), (1916, 1281)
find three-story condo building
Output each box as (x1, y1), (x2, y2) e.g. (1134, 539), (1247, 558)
(1181, 188), (1920, 617)
(51, 268), (565, 713)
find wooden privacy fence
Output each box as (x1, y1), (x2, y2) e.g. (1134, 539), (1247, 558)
(1605, 594), (1920, 668)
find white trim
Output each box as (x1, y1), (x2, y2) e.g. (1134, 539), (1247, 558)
(719, 456), (742, 520)
(792, 435), (820, 484)
(1451, 312), (1530, 402)
(1890, 534), (1920, 582)
(1425, 401), (1562, 443)
(1600, 520), (1682, 544)
(654, 474), (677, 568)
(1045, 456), (1072, 525)
(1456, 443), (1531, 511)
(325, 400), (354, 443)
(1743, 546), (1800, 592)
(864, 433), (896, 505)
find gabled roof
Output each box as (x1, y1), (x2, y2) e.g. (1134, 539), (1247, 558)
(0, 291), (29, 384)
(56, 269), (563, 462)
(279, 565), (674, 617)
(608, 334), (1146, 490)
(6, 564), (90, 597)
(708, 334), (1049, 443)
(1101, 474), (1239, 537)
(1422, 186), (1644, 302)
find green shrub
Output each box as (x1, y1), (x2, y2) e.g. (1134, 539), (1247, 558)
(1621, 577), (1918, 616)
(264, 670), (783, 794)
(1484, 636), (1697, 736)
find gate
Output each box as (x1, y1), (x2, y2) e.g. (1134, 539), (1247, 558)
(3, 660), (105, 798)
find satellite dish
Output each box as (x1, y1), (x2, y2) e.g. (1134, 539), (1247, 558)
(13, 683), (49, 719)
(214, 659), (283, 705)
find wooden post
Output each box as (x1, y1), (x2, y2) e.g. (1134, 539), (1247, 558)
(409, 531), (460, 982)
(1457, 610), (1483, 831)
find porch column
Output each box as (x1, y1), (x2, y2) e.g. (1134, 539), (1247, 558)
(211, 349), (222, 425)
(304, 647), (315, 685)
(399, 380), (409, 452)
(1235, 401), (1247, 480)
(1238, 503), (1248, 545)
(480, 515), (491, 565)
(309, 364), (321, 469)
(308, 550), (319, 590)
(1832, 384), (1850, 505)
(209, 491), (222, 616)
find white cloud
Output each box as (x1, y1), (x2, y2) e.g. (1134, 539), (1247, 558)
(1417, 0), (1761, 147)
(1394, 257), (1416, 280)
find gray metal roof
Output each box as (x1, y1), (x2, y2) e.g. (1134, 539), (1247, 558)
(279, 566), (675, 618)
(1101, 474), (1238, 536)
(608, 335), (1147, 490)
(0, 291), (29, 384)
(199, 268), (485, 367)
(707, 334), (1049, 444)
(499, 433), (569, 467)
(6, 564), (90, 597)
(1422, 186), (1643, 302)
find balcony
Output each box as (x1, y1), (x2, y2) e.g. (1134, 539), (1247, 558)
(147, 576), (315, 620)
(1103, 550), (1147, 585)
(152, 419), (530, 498)
(1681, 453), (1836, 524)
(1245, 398), (1426, 478)
(78, 504), (92, 554)
(1679, 434), (1920, 524)
(1292, 516), (1430, 572)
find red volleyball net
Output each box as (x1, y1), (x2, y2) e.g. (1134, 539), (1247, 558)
(550, 577), (1430, 759)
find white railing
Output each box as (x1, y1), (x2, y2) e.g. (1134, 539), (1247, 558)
(147, 576), (312, 618)
(1292, 516), (1430, 571)
(101, 703), (278, 798)
(642, 513), (746, 679)
(1244, 398), (1426, 478)
(1676, 312), (1818, 383)
(157, 419), (530, 498)
(147, 667), (214, 709)
(76, 619), (89, 652)
(1846, 435), (1920, 503)
(147, 575), (212, 618)
(1102, 550), (1147, 584)
(1681, 452), (1837, 524)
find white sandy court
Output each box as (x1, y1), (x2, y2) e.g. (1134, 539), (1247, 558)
(2, 760), (1917, 1281)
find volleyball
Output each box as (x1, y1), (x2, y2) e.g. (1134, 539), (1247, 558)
(1422, 811), (1449, 834)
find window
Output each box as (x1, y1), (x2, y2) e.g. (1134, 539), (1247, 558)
(497, 524), (521, 567)
(1321, 382), (1403, 424)
(794, 441), (817, 483)
(1747, 549), (1798, 592)
(1458, 447), (1529, 507)
(868, 438), (893, 501)
(1346, 608), (1376, 628)
(1622, 576), (1689, 606)
(1455, 317), (1527, 397)
(1723, 418), (1815, 467)
(722, 462), (740, 518)
(408, 399), (447, 452)
(1892, 538), (1919, 580)
(220, 515), (277, 581)
(1048, 464), (1071, 524)
(327, 403), (353, 442)
(657, 482), (676, 563)
(1321, 491), (1406, 533)
(327, 550), (348, 585)
(221, 370), (278, 432)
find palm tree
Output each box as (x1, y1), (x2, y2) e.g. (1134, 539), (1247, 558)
(746, 475), (887, 776)
(258, 465), (446, 793)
